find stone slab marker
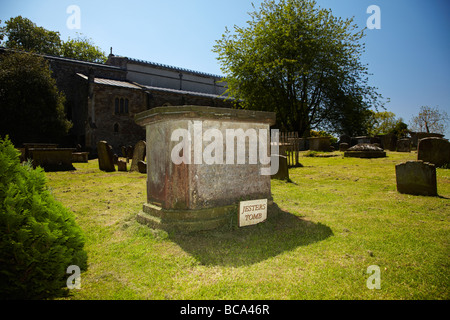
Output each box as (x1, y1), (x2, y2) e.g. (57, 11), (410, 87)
(395, 161), (437, 196)
(97, 141), (115, 172)
(134, 105), (277, 233)
(396, 138), (411, 152)
(117, 159), (127, 171)
(130, 140), (146, 172)
(417, 137), (450, 167)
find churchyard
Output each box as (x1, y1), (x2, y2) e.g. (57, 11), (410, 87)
(45, 149), (449, 300)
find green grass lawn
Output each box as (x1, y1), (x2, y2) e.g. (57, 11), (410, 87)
(46, 151), (449, 300)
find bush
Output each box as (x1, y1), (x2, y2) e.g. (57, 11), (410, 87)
(0, 136), (87, 299)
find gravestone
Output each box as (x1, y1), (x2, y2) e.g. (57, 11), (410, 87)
(271, 144), (289, 181)
(130, 140), (146, 172)
(137, 160), (147, 174)
(117, 159), (127, 171)
(72, 152), (89, 163)
(395, 161), (437, 196)
(308, 137), (331, 152)
(134, 105), (277, 233)
(411, 132), (444, 149)
(417, 137), (450, 168)
(29, 148), (76, 171)
(339, 143), (349, 152)
(121, 146), (127, 158)
(97, 141), (116, 172)
(344, 143), (386, 158)
(378, 133), (397, 151)
(396, 138), (411, 152)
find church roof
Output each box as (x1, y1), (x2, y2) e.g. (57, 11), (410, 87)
(76, 73), (229, 100)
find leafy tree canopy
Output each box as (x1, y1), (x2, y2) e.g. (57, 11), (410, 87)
(0, 52), (72, 145)
(0, 16), (106, 63)
(366, 110), (408, 137)
(214, 0), (385, 137)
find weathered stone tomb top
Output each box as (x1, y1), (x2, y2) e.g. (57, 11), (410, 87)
(347, 143), (384, 151)
(135, 105), (276, 127)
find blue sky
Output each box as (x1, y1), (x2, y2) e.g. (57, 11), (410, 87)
(1, 0), (449, 137)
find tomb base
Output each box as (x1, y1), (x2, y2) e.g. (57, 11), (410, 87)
(137, 200), (277, 233)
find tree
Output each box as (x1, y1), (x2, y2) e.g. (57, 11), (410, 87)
(409, 106), (449, 135)
(1, 16), (107, 63)
(366, 111), (403, 135)
(60, 34), (107, 63)
(0, 52), (72, 146)
(213, 0), (383, 137)
(1, 16), (61, 56)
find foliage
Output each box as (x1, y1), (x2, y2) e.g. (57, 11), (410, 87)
(61, 34), (107, 63)
(0, 136), (87, 299)
(409, 106), (449, 134)
(0, 16), (107, 63)
(366, 111), (409, 138)
(0, 51), (72, 146)
(0, 16), (61, 56)
(213, 0), (384, 137)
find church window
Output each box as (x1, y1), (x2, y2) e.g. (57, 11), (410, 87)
(114, 97), (130, 115)
(125, 99), (129, 114)
(115, 98), (119, 114)
(120, 98), (124, 113)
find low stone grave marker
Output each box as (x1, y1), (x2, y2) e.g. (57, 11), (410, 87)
(137, 160), (147, 173)
(29, 148), (76, 171)
(72, 152), (89, 163)
(395, 161), (437, 196)
(396, 138), (411, 152)
(339, 143), (349, 152)
(117, 159), (127, 171)
(308, 137), (331, 152)
(417, 137), (450, 168)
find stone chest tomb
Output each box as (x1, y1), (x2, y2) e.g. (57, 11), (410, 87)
(135, 105), (277, 232)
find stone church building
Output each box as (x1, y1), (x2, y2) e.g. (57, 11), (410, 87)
(2, 47), (234, 156)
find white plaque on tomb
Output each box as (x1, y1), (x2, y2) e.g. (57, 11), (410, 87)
(239, 199), (268, 227)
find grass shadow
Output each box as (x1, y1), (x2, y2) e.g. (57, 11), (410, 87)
(169, 204), (333, 267)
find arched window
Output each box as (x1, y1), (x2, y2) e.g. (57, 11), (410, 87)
(114, 97), (130, 115)
(115, 98), (119, 114)
(120, 98), (124, 114)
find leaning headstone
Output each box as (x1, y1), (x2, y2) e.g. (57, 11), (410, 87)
(130, 140), (146, 172)
(97, 141), (115, 172)
(117, 159), (127, 171)
(396, 138), (411, 152)
(395, 161), (437, 196)
(417, 137), (450, 168)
